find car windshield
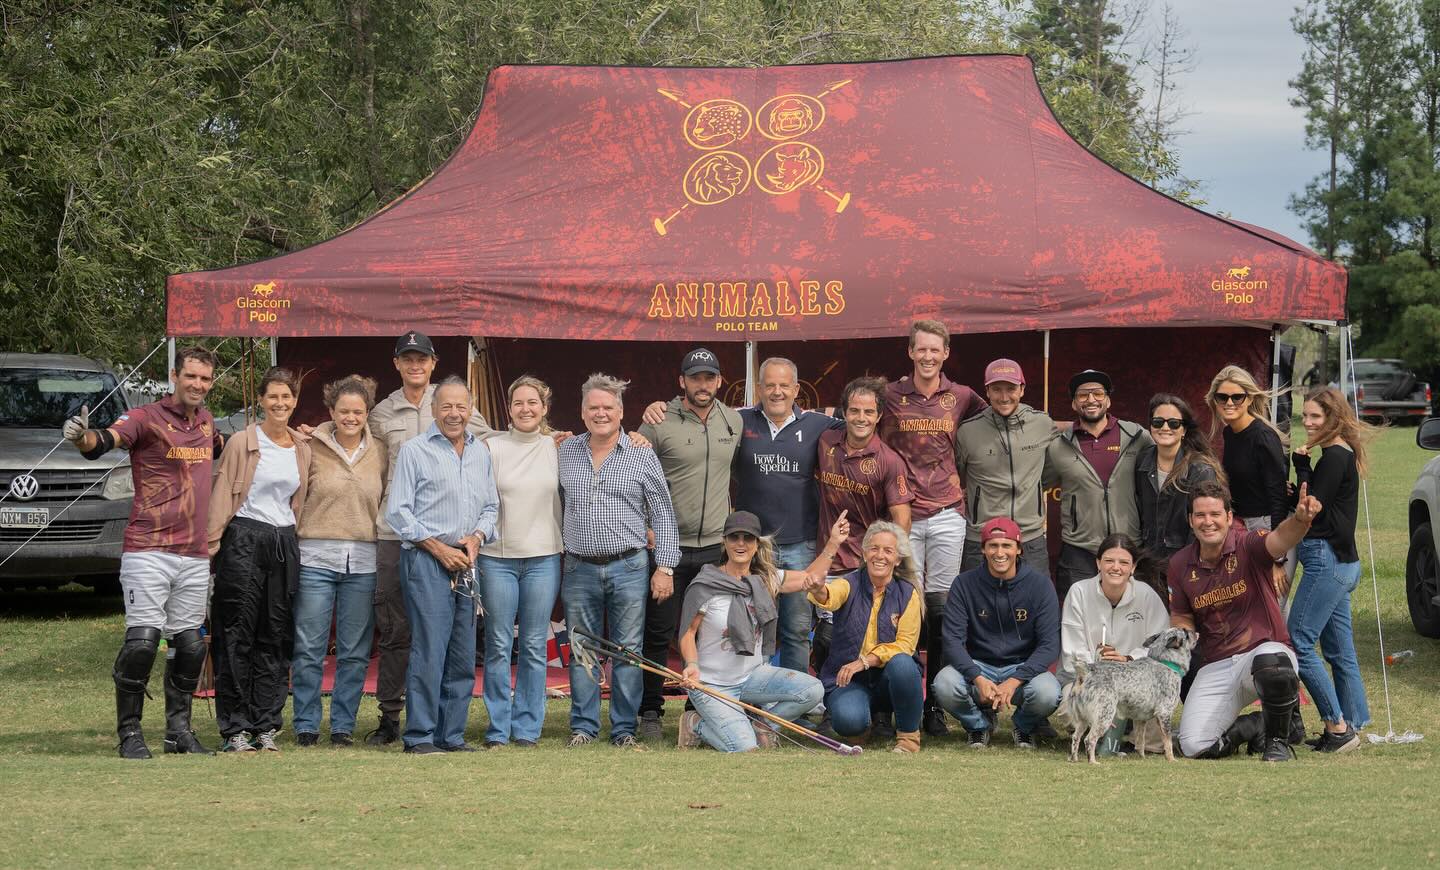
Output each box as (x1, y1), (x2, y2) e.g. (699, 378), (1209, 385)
(1352, 360), (1408, 379)
(0, 368), (126, 428)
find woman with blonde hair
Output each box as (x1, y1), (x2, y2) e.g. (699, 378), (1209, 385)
(1206, 365), (1288, 532)
(674, 510), (846, 752)
(291, 375), (385, 748)
(809, 519), (926, 752)
(475, 375), (563, 748)
(1286, 386), (1376, 752)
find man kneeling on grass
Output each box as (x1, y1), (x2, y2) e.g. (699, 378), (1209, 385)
(1170, 480), (1320, 762)
(931, 517), (1061, 748)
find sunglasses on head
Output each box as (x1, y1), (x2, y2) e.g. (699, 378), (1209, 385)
(1149, 417), (1184, 430)
(1214, 392), (1248, 405)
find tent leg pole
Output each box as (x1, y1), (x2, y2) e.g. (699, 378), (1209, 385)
(1042, 330), (1050, 414)
(166, 338), (175, 378)
(1270, 325), (1281, 423)
(1339, 322), (1352, 408)
(270, 337), (279, 367)
(744, 340), (756, 407)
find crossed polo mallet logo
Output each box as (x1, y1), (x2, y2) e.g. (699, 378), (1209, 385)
(652, 80), (854, 236)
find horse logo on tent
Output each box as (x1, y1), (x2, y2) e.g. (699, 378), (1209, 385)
(250, 281), (277, 297)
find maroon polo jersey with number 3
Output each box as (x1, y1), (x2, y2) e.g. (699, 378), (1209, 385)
(815, 429), (914, 572)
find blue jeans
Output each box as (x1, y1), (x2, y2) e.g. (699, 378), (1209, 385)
(1288, 538), (1369, 728)
(563, 550), (648, 739)
(399, 548), (476, 749)
(931, 662), (1062, 734)
(774, 540), (817, 672)
(476, 553), (561, 744)
(826, 654), (924, 736)
(291, 565), (377, 736)
(688, 664), (824, 752)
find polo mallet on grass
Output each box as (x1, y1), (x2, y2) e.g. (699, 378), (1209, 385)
(568, 626), (861, 756)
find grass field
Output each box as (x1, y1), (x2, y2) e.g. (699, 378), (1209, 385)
(1, 427), (1437, 868)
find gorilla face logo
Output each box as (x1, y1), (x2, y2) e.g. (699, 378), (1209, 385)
(683, 151), (752, 205)
(684, 100), (752, 150)
(757, 143), (824, 194)
(769, 98), (813, 136)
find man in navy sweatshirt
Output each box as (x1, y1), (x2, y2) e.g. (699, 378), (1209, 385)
(931, 516), (1061, 748)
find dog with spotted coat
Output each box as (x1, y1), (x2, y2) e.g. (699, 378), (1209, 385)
(1063, 627), (1198, 764)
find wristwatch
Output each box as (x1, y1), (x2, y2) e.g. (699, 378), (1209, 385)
(657, 566), (674, 576)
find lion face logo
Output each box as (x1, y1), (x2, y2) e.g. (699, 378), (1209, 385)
(683, 152), (752, 206)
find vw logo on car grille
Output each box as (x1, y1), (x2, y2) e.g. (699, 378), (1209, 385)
(8, 474), (40, 501)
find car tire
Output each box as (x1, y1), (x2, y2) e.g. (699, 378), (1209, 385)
(1406, 523), (1440, 638)
(87, 573), (122, 596)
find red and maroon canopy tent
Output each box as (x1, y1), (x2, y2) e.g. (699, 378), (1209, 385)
(167, 54), (1345, 428)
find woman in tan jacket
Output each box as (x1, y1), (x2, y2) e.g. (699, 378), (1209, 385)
(208, 367), (310, 753)
(291, 376), (387, 748)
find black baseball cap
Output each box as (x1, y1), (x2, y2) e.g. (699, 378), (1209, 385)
(681, 347), (721, 376)
(723, 511), (763, 538)
(1068, 369), (1113, 396)
(395, 331), (438, 358)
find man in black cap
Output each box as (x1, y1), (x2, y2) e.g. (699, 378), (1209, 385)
(365, 330), (493, 746)
(635, 347), (743, 741)
(1044, 369), (1151, 602)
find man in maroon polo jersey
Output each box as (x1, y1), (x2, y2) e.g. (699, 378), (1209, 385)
(817, 376), (914, 573)
(879, 319), (987, 735)
(64, 345), (224, 759)
(1170, 480), (1318, 762)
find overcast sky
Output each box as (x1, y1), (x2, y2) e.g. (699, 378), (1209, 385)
(1148, 0), (1324, 246)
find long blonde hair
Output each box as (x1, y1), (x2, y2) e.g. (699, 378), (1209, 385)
(1206, 364), (1288, 447)
(1303, 386), (1378, 477)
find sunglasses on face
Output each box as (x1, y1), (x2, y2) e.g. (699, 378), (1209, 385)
(1214, 392), (1248, 405)
(1150, 417), (1184, 430)
(1074, 389), (1108, 401)
(725, 532), (757, 543)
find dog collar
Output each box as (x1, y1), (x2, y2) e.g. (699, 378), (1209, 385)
(1158, 660), (1185, 676)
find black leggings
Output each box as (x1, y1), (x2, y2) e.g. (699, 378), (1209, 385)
(211, 516), (298, 738)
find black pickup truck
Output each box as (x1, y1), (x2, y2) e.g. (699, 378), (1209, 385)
(1346, 358), (1432, 424)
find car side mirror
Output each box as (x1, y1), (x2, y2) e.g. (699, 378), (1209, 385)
(1419, 417), (1440, 451)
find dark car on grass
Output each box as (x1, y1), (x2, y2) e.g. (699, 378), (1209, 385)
(0, 353), (133, 592)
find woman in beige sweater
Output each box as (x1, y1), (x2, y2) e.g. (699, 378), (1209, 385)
(291, 376), (387, 748)
(476, 375), (564, 747)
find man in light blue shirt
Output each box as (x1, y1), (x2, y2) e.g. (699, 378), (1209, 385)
(385, 377), (498, 754)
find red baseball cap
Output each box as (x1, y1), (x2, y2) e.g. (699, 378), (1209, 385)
(983, 358), (1025, 386)
(980, 517), (1022, 545)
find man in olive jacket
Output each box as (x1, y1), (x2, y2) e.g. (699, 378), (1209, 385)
(954, 359), (1057, 578)
(1044, 370), (1152, 603)
(636, 347), (743, 739)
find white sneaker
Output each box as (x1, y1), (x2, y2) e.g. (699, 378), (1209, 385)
(254, 729), (282, 752)
(224, 731), (256, 753)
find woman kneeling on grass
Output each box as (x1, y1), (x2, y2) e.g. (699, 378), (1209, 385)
(675, 510), (844, 752)
(809, 520), (925, 753)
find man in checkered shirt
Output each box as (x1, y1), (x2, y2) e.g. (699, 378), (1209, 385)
(557, 373), (680, 749)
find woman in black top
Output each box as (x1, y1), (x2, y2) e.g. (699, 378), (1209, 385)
(1285, 386), (1373, 753)
(1206, 365), (1288, 531)
(1135, 393), (1226, 568)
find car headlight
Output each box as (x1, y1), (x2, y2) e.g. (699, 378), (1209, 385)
(102, 466), (134, 500)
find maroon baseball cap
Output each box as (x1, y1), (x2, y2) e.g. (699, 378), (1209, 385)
(983, 358), (1025, 386)
(980, 517), (1022, 544)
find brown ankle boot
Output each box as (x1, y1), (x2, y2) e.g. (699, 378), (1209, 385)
(893, 730), (921, 753)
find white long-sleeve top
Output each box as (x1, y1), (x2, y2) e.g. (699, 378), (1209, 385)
(1058, 575), (1170, 684)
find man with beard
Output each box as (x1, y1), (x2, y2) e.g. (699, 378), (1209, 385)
(635, 348), (743, 741)
(64, 346), (224, 758)
(1044, 370), (1151, 603)
(954, 359), (1057, 575)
